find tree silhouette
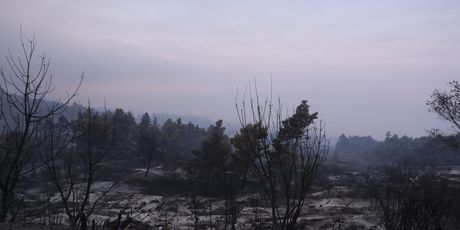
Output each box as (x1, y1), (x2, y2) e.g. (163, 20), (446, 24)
(0, 31), (82, 222)
(427, 80), (460, 148)
(236, 84), (328, 229)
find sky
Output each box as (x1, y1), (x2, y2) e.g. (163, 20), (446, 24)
(0, 0), (459, 139)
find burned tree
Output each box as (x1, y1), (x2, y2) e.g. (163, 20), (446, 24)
(365, 167), (452, 230)
(235, 84), (328, 229)
(137, 112), (159, 177)
(0, 31), (82, 222)
(40, 105), (116, 230)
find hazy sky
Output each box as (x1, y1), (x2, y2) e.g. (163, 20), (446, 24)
(1, 0), (459, 138)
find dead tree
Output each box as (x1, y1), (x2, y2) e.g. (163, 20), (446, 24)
(0, 30), (82, 222)
(40, 105), (115, 230)
(223, 171), (239, 230)
(235, 82), (328, 230)
(186, 168), (201, 229)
